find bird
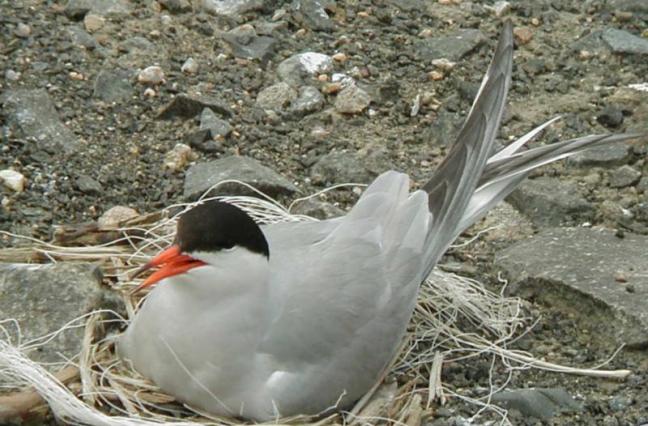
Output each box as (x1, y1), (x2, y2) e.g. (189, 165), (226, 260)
(118, 21), (639, 421)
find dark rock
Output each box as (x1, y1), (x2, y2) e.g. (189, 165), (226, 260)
(183, 129), (220, 153)
(495, 227), (648, 348)
(256, 82), (298, 111)
(291, 0), (334, 31)
(568, 144), (632, 168)
(221, 25), (276, 61)
(76, 174), (103, 195)
(310, 144), (389, 185)
(93, 69), (133, 103)
(184, 156), (298, 199)
(597, 105), (624, 129)
(334, 84), (371, 114)
(158, 0), (192, 13)
(507, 177), (593, 226)
(67, 26), (98, 49)
(0, 89), (80, 155)
(602, 28), (648, 55)
(277, 52), (333, 85)
(202, 0), (263, 17)
(157, 94), (233, 120)
(291, 199), (345, 220)
(637, 177), (648, 193)
(0, 263), (114, 369)
(415, 29), (486, 62)
(290, 86), (325, 116)
(609, 165), (641, 188)
(64, 0), (131, 19)
(492, 388), (582, 420)
(200, 108), (232, 138)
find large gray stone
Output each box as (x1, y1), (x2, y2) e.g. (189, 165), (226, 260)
(221, 25), (276, 61)
(507, 177), (593, 226)
(277, 52), (333, 85)
(93, 69), (134, 103)
(291, 0), (334, 31)
(64, 0), (131, 19)
(184, 156), (298, 199)
(415, 29), (485, 62)
(495, 227), (648, 348)
(492, 388), (582, 420)
(602, 28), (648, 55)
(310, 144), (390, 185)
(567, 143), (632, 168)
(202, 0), (263, 17)
(0, 263), (114, 369)
(0, 89), (80, 155)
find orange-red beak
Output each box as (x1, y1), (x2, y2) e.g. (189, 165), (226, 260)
(130, 245), (206, 294)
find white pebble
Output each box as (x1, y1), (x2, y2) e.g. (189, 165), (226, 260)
(0, 169), (26, 192)
(98, 206), (139, 228)
(5, 69), (20, 81)
(15, 23), (31, 38)
(138, 66), (165, 84)
(164, 144), (196, 171)
(181, 57), (198, 74)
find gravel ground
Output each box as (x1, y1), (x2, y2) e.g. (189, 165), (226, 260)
(1, 0), (647, 424)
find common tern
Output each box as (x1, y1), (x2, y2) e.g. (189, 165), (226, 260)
(118, 21), (639, 420)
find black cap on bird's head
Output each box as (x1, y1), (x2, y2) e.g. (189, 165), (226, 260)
(132, 201), (269, 292)
(176, 201), (269, 259)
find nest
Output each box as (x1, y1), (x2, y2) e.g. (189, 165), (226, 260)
(0, 181), (631, 425)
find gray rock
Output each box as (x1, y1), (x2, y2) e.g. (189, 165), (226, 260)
(200, 108), (232, 138)
(277, 52), (333, 84)
(120, 36), (155, 52)
(290, 86), (325, 116)
(609, 395), (633, 412)
(93, 69), (133, 103)
(76, 174), (103, 195)
(335, 84), (371, 114)
(67, 26), (98, 50)
(183, 129), (219, 153)
(608, 0), (648, 12)
(221, 25), (276, 61)
(597, 105), (624, 128)
(602, 28), (648, 55)
(568, 144), (632, 168)
(492, 388), (582, 420)
(387, 0), (425, 11)
(291, 0), (334, 31)
(64, 0), (131, 19)
(256, 82), (298, 111)
(0, 263), (113, 369)
(495, 227), (648, 348)
(637, 177), (648, 193)
(507, 177), (593, 226)
(157, 94), (233, 120)
(158, 0), (192, 13)
(291, 199), (345, 220)
(0, 89), (80, 155)
(609, 165), (641, 188)
(184, 156), (298, 199)
(310, 144), (389, 185)
(415, 29), (485, 62)
(202, 0), (263, 17)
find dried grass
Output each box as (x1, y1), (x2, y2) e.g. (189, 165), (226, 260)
(0, 181), (631, 426)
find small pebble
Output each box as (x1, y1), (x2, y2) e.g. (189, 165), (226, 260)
(164, 143), (196, 171)
(160, 14), (173, 25)
(428, 70), (444, 81)
(0, 169), (26, 192)
(579, 50), (594, 60)
(432, 58), (456, 71)
(492, 1), (510, 17)
(98, 206), (139, 228)
(15, 23), (31, 38)
(322, 82), (342, 94)
(625, 284), (635, 293)
(84, 13), (105, 32)
(143, 87), (156, 97)
(5, 69), (20, 81)
(419, 28), (434, 38)
(138, 66), (165, 84)
(513, 27), (533, 45)
(317, 74), (329, 82)
(531, 17), (541, 26)
(181, 57), (199, 74)
(332, 52), (348, 62)
(614, 271), (628, 283)
(69, 71), (84, 80)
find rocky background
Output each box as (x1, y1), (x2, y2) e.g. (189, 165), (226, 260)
(1, 0), (647, 424)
